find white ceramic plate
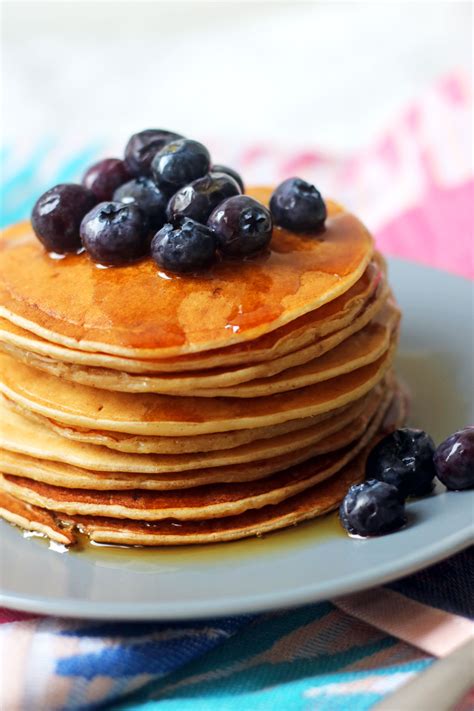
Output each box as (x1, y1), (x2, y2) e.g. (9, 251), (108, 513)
(1, 258), (472, 620)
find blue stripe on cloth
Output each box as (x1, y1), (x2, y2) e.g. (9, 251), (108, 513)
(49, 144), (102, 185)
(1, 140), (53, 194)
(121, 659), (432, 711)
(0, 142), (102, 227)
(57, 617), (251, 681)
(388, 548), (474, 618)
(59, 634), (242, 680)
(1, 140), (54, 226)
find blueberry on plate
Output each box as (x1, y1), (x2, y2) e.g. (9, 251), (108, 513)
(151, 218), (217, 274)
(167, 173), (241, 224)
(151, 139), (211, 191)
(80, 202), (149, 266)
(212, 165), (245, 192)
(114, 177), (168, 230)
(270, 177), (326, 232)
(207, 195), (272, 257)
(339, 479), (406, 537)
(124, 129), (184, 177)
(31, 183), (96, 253)
(434, 426), (474, 490)
(82, 158), (131, 202)
(366, 428), (436, 499)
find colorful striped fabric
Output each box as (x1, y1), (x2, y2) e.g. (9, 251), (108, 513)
(0, 72), (472, 710)
(1, 551), (473, 710)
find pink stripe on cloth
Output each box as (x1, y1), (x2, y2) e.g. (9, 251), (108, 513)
(0, 608), (41, 624)
(233, 71), (472, 281)
(334, 588), (474, 658)
(0, 618), (37, 709)
(453, 685), (474, 711)
(375, 179), (474, 280)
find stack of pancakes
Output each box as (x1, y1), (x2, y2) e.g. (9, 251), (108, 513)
(0, 187), (404, 546)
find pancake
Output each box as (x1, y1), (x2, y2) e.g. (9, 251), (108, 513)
(0, 381), (389, 488)
(0, 456), (363, 546)
(0, 340), (396, 436)
(0, 189), (373, 358)
(19, 406), (352, 454)
(1, 290), (395, 396)
(0, 381), (388, 478)
(0, 491), (75, 545)
(71, 447), (367, 545)
(0, 446), (357, 520)
(3, 395), (352, 454)
(0, 389), (391, 520)
(0, 256), (384, 373)
(0, 387), (407, 545)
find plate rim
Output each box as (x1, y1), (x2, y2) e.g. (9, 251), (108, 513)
(0, 521), (472, 620)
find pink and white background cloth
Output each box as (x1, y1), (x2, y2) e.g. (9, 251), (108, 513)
(233, 72), (473, 280)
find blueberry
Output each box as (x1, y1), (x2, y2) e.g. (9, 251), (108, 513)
(212, 165), (245, 192)
(151, 219), (217, 273)
(152, 139), (211, 191)
(434, 427), (474, 490)
(82, 158), (131, 202)
(339, 480), (406, 537)
(207, 195), (272, 257)
(31, 184), (96, 253)
(124, 129), (184, 177)
(270, 177), (326, 232)
(167, 173), (241, 224)
(114, 177), (168, 230)
(366, 428), (436, 499)
(80, 202), (149, 265)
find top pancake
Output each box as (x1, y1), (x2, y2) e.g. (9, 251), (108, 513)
(0, 187), (373, 358)
(0, 256), (384, 373)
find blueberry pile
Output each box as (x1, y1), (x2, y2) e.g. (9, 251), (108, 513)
(31, 128), (327, 273)
(340, 425), (474, 538)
